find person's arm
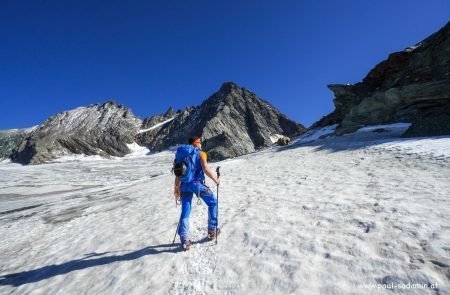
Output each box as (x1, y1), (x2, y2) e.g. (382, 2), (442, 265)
(200, 156), (220, 185)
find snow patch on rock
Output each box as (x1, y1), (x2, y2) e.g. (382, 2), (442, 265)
(269, 134), (285, 143)
(293, 124), (338, 144)
(137, 116), (177, 134)
(124, 142), (151, 158)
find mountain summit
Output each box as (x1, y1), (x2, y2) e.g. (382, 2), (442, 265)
(7, 82), (304, 164)
(137, 82), (305, 160)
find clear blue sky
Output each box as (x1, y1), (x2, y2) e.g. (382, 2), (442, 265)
(0, 0), (448, 129)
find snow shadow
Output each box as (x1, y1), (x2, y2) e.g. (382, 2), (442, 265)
(0, 244), (180, 287)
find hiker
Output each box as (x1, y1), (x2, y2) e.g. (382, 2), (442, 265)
(173, 136), (221, 250)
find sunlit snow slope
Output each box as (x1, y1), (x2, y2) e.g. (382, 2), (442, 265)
(0, 126), (449, 295)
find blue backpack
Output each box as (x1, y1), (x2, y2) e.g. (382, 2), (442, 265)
(173, 145), (200, 183)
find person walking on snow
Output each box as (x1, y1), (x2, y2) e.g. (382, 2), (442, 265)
(174, 136), (221, 250)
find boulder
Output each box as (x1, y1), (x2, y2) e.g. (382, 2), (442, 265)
(276, 136), (291, 146)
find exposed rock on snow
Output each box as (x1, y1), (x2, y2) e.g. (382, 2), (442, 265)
(269, 133), (285, 143)
(275, 136), (290, 146)
(401, 103), (450, 138)
(0, 128), (36, 159)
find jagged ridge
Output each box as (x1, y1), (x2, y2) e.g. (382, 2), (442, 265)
(136, 82), (305, 160)
(7, 83), (305, 164)
(11, 101), (142, 164)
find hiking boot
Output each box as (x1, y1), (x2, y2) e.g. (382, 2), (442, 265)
(207, 229), (221, 241)
(181, 240), (192, 251)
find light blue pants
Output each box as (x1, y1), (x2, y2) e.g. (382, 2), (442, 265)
(178, 182), (217, 243)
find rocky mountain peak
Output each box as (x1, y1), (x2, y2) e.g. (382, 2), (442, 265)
(10, 101), (142, 164)
(137, 82), (305, 160)
(200, 81), (266, 115)
(164, 107), (176, 117)
(6, 82), (305, 164)
(98, 100), (126, 111)
(218, 81), (240, 92)
(198, 82), (240, 109)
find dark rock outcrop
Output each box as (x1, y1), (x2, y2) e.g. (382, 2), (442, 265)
(11, 101), (142, 164)
(276, 136), (291, 146)
(314, 21), (450, 136)
(137, 82), (305, 160)
(0, 128), (34, 159)
(401, 103), (450, 137)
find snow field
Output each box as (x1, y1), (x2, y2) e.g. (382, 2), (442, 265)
(0, 127), (449, 294)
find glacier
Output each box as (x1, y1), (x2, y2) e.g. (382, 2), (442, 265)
(0, 125), (449, 294)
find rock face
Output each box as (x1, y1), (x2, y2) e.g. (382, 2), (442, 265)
(315, 22), (450, 136)
(401, 103), (450, 137)
(8, 82), (304, 164)
(141, 107), (177, 129)
(137, 82), (305, 160)
(11, 101), (142, 164)
(0, 128), (34, 159)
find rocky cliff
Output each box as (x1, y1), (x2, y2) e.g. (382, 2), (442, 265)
(11, 101), (142, 164)
(315, 21), (450, 136)
(137, 82), (305, 160)
(0, 128), (35, 159)
(8, 82), (304, 164)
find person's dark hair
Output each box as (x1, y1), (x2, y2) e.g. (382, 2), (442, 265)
(188, 136), (201, 144)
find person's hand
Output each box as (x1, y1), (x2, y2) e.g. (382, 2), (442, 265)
(215, 178), (221, 185)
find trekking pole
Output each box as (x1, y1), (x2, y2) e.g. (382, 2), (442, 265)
(172, 191), (181, 244)
(215, 166), (221, 245)
(172, 218), (181, 244)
